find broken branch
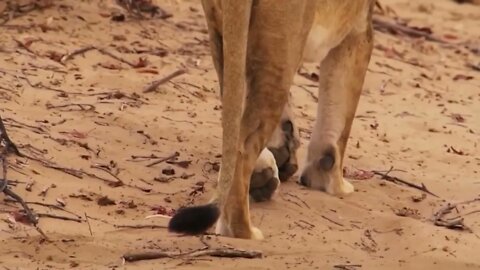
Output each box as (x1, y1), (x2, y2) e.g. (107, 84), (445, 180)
(123, 247), (262, 262)
(372, 168), (438, 197)
(60, 46), (96, 63)
(373, 16), (453, 44)
(146, 152), (179, 167)
(432, 198), (480, 231)
(143, 70), (186, 93)
(114, 224), (168, 229)
(37, 213), (84, 223)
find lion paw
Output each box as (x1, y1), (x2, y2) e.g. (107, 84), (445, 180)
(335, 178), (354, 195)
(251, 226), (264, 240)
(250, 148), (280, 202)
(215, 219), (264, 240)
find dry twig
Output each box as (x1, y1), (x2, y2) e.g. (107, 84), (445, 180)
(143, 70), (186, 93)
(321, 215), (344, 227)
(60, 46), (96, 63)
(146, 152), (179, 167)
(3, 198), (82, 219)
(433, 198), (480, 231)
(114, 224), (168, 229)
(334, 264), (362, 270)
(0, 116), (46, 237)
(373, 16), (453, 44)
(37, 213), (83, 223)
(123, 247), (262, 262)
(46, 103), (96, 112)
(372, 167), (438, 197)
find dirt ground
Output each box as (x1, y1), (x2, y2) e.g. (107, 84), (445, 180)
(0, 0), (479, 269)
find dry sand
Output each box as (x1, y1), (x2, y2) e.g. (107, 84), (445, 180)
(0, 0), (479, 269)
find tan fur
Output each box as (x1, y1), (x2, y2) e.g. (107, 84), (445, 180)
(201, 0), (374, 239)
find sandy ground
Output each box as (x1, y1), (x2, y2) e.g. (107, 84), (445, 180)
(0, 0), (479, 269)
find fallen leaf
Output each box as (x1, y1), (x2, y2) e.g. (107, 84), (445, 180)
(112, 34), (127, 41)
(9, 210), (34, 226)
(411, 193), (427, 203)
(45, 50), (64, 62)
(343, 167), (375, 180)
(60, 129), (91, 139)
(97, 196), (116, 206)
(151, 205), (176, 216)
(132, 57), (148, 68)
(162, 166), (175, 175)
(450, 113), (466, 123)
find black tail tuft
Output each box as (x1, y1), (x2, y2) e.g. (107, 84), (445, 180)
(168, 203), (220, 235)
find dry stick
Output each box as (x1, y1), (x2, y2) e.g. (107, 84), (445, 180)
(46, 103), (96, 111)
(0, 68), (72, 95)
(0, 2), (52, 25)
(123, 247), (262, 262)
(128, 154), (163, 161)
(146, 152), (179, 167)
(85, 213), (93, 236)
(30, 201), (81, 218)
(0, 116), (22, 157)
(25, 154), (84, 178)
(23, 152), (123, 188)
(2, 185), (47, 238)
(433, 203), (465, 230)
(143, 70), (187, 93)
(3, 198), (82, 218)
(13, 38), (36, 54)
(372, 16), (452, 44)
(281, 194), (303, 208)
(96, 47), (138, 67)
(4, 117), (47, 135)
(372, 168), (438, 197)
(59, 46), (137, 67)
(334, 264), (362, 270)
(37, 213), (84, 223)
(285, 192), (310, 209)
(321, 215), (344, 227)
(432, 198), (480, 231)
(0, 116), (46, 238)
(114, 224), (168, 229)
(90, 164), (124, 186)
(60, 46), (96, 63)
(24, 152), (148, 192)
(0, 157), (7, 193)
(87, 166), (150, 192)
(448, 209), (480, 220)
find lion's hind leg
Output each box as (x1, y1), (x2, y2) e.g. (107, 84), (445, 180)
(300, 12), (374, 195)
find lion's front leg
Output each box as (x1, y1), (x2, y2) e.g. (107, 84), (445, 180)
(300, 21), (374, 195)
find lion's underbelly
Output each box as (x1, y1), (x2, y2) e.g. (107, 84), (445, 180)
(302, 0), (371, 63)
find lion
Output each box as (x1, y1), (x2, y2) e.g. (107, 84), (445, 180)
(168, 0), (374, 239)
